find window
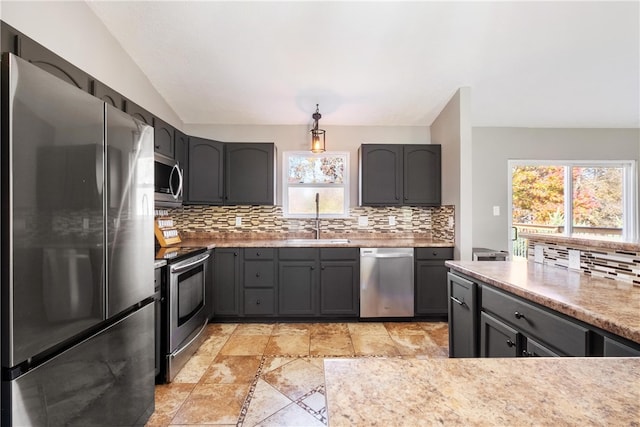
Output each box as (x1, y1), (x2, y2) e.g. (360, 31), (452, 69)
(509, 161), (637, 250)
(283, 152), (349, 217)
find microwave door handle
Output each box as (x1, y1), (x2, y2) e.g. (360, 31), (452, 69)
(169, 164), (179, 198)
(176, 164), (184, 198)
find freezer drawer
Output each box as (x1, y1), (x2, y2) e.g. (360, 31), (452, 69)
(360, 248), (414, 318)
(4, 304), (155, 427)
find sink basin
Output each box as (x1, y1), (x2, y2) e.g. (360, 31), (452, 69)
(286, 238), (351, 245)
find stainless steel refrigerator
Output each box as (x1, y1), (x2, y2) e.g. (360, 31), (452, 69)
(1, 53), (155, 426)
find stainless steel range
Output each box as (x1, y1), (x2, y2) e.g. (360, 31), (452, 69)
(156, 247), (209, 383)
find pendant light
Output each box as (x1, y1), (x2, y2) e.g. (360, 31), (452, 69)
(310, 104), (326, 153)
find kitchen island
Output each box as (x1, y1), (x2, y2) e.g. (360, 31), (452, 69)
(324, 356), (640, 426)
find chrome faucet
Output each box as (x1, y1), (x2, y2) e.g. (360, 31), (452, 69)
(314, 193), (320, 239)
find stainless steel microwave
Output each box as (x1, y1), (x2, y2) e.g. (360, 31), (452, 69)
(154, 154), (183, 207)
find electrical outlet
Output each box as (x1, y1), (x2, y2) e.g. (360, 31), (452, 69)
(388, 216), (396, 226)
(448, 217), (454, 228)
(568, 249), (581, 270)
(358, 216), (368, 227)
(235, 216), (242, 227)
(534, 245), (544, 264)
(493, 206), (500, 216)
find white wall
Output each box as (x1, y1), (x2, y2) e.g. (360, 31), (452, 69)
(185, 124), (431, 207)
(0, 1), (182, 128)
(430, 87), (473, 260)
(472, 127), (640, 252)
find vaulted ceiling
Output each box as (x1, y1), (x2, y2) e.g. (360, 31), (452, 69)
(87, 1), (639, 128)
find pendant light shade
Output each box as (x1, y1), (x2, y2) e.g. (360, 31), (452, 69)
(310, 104), (326, 153)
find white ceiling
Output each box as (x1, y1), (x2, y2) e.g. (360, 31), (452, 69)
(87, 1), (639, 128)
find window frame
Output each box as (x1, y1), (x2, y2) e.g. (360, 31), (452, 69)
(508, 159), (637, 246)
(282, 151), (350, 219)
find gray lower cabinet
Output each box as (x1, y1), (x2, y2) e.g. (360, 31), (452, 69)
(603, 336), (640, 357)
(523, 337), (560, 357)
(480, 312), (521, 358)
(415, 247), (453, 316)
(244, 248), (276, 316)
(278, 260), (317, 316)
(319, 248), (359, 317)
(206, 250), (215, 320)
(447, 272), (479, 358)
(213, 248), (241, 317)
(482, 285), (590, 357)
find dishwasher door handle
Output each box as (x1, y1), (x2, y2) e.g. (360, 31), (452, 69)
(361, 251), (414, 259)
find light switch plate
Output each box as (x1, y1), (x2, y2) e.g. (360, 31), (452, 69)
(493, 206), (500, 216)
(534, 245), (544, 264)
(235, 216), (242, 227)
(568, 249), (581, 270)
(388, 216), (396, 226)
(358, 216), (368, 227)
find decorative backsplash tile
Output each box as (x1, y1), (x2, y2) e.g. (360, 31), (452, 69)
(526, 239), (640, 286)
(168, 205), (455, 242)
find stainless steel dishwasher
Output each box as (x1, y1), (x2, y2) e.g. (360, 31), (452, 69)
(360, 248), (414, 318)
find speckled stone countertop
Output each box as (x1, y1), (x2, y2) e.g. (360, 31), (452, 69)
(177, 234), (454, 249)
(446, 260), (640, 344)
(324, 357), (640, 426)
(520, 232), (639, 252)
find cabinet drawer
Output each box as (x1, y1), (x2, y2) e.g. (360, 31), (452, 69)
(416, 247), (453, 260)
(603, 336), (640, 357)
(244, 289), (275, 315)
(482, 286), (589, 356)
(244, 248), (275, 260)
(279, 248), (317, 260)
(244, 261), (275, 287)
(320, 248), (359, 261)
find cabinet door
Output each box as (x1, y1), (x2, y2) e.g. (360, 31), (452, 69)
(205, 250), (215, 320)
(603, 336), (640, 357)
(278, 261), (317, 316)
(225, 143), (274, 205)
(187, 137), (224, 204)
(480, 312), (521, 358)
(123, 100), (153, 126)
(523, 338), (560, 357)
(447, 272), (478, 357)
(415, 260), (449, 316)
(19, 35), (90, 92)
(213, 248), (241, 316)
(91, 80), (125, 110)
(403, 145), (441, 205)
(153, 117), (175, 158)
(360, 145), (402, 205)
(319, 260), (359, 317)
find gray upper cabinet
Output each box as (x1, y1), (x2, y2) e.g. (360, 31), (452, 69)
(403, 145), (441, 205)
(360, 144), (441, 206)
(123, 100), (153, 126)
(187, 137), (224, 204)
(91, 80), (125, 110)
(225, 143), (275, 205)
(153, 117), (175, 158)
(360, 145), (402, 205)
(19, 35), (90, 92)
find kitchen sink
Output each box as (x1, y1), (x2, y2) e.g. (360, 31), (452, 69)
(286, 238), (351, 245)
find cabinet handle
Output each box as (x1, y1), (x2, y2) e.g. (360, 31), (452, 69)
(256, 252), (261, 257)
(311, 266), (315, 270)
(234, 252), (238, 256)
(432, 251), (438, 256)
(522, 350), (533, 357)
(450, 296), (466, 306)
(256, 272), (261, 278)
(506, 339), (515, 348)
(256, 299), (261, 305)
(321, 266), (325, 270)
(514, 311), (526, 320)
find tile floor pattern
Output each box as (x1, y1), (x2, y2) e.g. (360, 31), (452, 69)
(146, 321), (449, 426)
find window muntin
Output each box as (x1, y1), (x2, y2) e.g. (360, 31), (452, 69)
(283, 152), (349, 217)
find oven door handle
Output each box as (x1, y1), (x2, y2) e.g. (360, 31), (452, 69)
(170, 318), (208, 360)
(170, 253), (210, 274)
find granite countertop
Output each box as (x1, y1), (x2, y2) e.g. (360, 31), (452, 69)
(446, 260), (640, 344)
(154, 260), (167, 269)
(177, 236), (454, 250)
(324, 357), (640, 426)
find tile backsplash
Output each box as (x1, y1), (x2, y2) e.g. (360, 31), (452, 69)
(169, 205), (455, 241)
(526, 238), (640, 286)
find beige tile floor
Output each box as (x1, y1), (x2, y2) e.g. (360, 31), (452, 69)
(146, 321), (449, 426)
